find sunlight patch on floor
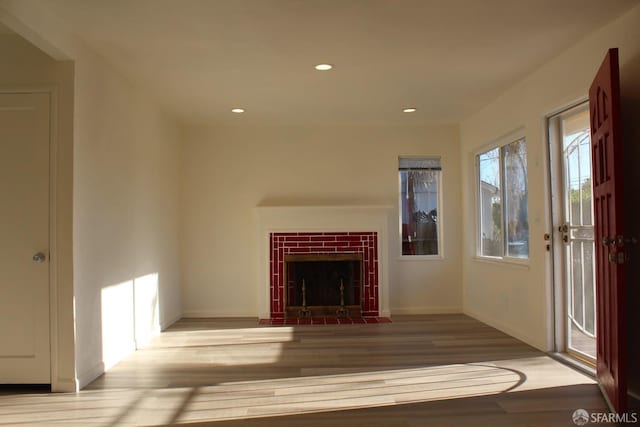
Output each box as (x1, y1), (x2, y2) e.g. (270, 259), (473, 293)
(0, 356), (595, 426)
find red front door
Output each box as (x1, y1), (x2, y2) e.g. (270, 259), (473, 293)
(589, 48), (627, 413)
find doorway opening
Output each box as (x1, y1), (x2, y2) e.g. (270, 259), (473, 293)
(548, 100), (596, 364)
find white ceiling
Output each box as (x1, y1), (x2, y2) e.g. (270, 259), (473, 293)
(44, 0), (638, 126)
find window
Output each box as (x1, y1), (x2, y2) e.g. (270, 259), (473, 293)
(477, 138), (528, 259)
(399, 157), (441, 256)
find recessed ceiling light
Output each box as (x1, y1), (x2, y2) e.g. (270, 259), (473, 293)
(403, 107), (417, 113)
(314, 63), (333, 71)
(231, 108), (245, 113)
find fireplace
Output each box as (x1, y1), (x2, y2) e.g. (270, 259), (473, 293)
(269, 231), (379, 319)
(257, 206), (391, 320)
(285, 253), (362, 317)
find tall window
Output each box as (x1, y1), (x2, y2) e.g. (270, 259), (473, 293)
(399, 157), (441, 256)
(477, 138), (528, 259)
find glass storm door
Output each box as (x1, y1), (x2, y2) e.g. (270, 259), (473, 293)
(549, 101), (596, 362)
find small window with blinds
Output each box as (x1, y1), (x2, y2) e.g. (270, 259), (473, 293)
(399, 157), (442, 256)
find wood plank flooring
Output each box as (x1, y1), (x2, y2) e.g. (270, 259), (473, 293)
(0, 315), (607, 426)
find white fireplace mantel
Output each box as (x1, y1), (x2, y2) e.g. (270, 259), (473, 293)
(255, 205), (393, 319)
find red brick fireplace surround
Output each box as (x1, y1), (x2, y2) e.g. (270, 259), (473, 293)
(269, 231), (379, 319)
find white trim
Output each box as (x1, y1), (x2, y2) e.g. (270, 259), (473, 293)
(396, 255), (444, 262)
(160, 313), (182, 331)
(471, 256), (530, 270)
(545, 96), (589, 119)
(473, 126), (526, 158)
(548, 352), (596, 378)
(473, 152), (481, 257)
(77, 362), (106, 390)
(546, 99), (592, 357)
(1, 87), (74, 392)
(182, 311), (259, 319)
(541, 110), (556, 353)
(47, 88), (60, 390)
(181, 310), (256, 322)
(397, 155), (444, 258)
(390, 306), (462, 315)
(50, 377), (77, 393)
(474, 128), (529, 261)
(0, 86), (62, 390)
(548, 110), (565, 354)
(464, 308), (546, 351)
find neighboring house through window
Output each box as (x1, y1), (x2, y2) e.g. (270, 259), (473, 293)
(399, 157), (441, 256)
(477, 137), (529, 259)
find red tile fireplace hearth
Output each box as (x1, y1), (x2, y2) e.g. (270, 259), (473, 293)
(269, 232), (379, 319)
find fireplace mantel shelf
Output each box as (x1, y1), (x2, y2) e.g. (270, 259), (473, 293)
(255, 205), (393, 225)
(256, 205), (393, 210)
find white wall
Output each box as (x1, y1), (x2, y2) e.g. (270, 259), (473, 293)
(70, 50), (182, 387)
(460, 4), (640, 351)
(72, 51), (183, 384)
(0, 33), (75, 392)
(181, 125), (462, 317)
(0, 2), (184, 389)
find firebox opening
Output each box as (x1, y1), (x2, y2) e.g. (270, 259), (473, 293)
(285, 253), (363, 318)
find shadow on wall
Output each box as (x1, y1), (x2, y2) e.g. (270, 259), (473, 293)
(100, 273), (160, 372)
(621, 51), (640, 404)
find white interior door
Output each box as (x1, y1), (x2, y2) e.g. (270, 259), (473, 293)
(0, 92), (51, 383)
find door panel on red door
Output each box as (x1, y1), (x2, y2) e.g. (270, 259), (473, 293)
(589, 48), (626, 413)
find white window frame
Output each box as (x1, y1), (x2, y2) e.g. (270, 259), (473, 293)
(475, 132), (529, 264)
(398, 156), (444, 260)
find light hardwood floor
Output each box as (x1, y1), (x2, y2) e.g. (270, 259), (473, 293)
(0, 315), (606, 426)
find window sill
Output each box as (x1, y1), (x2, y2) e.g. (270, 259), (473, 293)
(472, 256), (529, 269)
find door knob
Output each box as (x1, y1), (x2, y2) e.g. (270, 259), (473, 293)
(32, 252), (46, 263)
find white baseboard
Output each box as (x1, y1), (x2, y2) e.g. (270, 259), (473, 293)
(182, 310), (257, 318)
(463, 308), (545, 351)
(390, 306), (463, 315)
(77, 361), (106, 390)
(77, 340), (136, 390)
(185, 308), (463, 319)
(135, 327), (161, 349)
(161, 312), (182, 330)
(52, 377), (78, 393)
